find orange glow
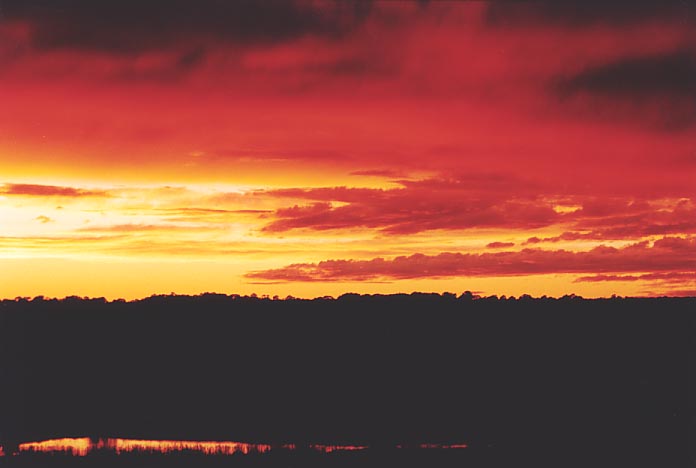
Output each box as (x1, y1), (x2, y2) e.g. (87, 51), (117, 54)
(19, 438), (92, 456)
(18, 438), (271, 456)
(396, 443), (469, 450)
(14, 437), (466, 456)
(106, 438), (271, 455)
(310, 444), (368, 453)
(1, 2), (694, 299)
(418, 443), (468, 449)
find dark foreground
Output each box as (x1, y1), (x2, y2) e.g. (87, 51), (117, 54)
(2, 447), (491, 468)
(1, 293), (693, 467)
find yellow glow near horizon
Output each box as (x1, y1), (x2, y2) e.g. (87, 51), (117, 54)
(1, 176), (694, 299)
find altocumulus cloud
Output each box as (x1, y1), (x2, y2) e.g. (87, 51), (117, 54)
(246, 236), (696, 282)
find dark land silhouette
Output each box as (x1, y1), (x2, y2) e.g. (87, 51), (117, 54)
(0, 293), (693, 467)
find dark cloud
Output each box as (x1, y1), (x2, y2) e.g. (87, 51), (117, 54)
(486, 1), (694, 26)
(555, 50), (696, 128)
(560, 50), (696, 99)
(1, 0), (376, 54)
(175, 47), (206, 69)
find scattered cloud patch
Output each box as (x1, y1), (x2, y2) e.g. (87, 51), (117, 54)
(1, 183), (108, 197)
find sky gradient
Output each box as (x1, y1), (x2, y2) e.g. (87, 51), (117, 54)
(1, 1), (695, 299)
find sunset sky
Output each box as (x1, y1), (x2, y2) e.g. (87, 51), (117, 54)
(1, 1), (694, 299)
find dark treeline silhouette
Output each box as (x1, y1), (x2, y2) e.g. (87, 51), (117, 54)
(0, 293), (693, 467)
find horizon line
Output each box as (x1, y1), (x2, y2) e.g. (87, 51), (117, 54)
(3, 292), (695, 303)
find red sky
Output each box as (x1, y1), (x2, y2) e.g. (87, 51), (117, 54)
(1, 1), (694, 298)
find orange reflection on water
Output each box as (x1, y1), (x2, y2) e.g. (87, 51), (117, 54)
(14, 438), (466, 456)
(17, 438), (271, 456)
(418, 443), (469, 449)
(396, 443), (469, 450)
(107, 438), (271, 455)
(19, 438), (92, 456)
(310, 444), (368, 453)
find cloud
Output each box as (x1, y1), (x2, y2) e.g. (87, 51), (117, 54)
(35, 215), (53, 224)
(657, 289), (696, 297)
(590, 200), (696, 230)
(258, 179), (696, 238)
(486, 1), (694, 26)
(260, 177), (560, 234)
(0, 183), (108, 197)
(575, 271), (696, 295)
(157, 207), (273, 224)
(349, 169), (408, 178)
(575, 272), (696, 283)
(3, 1), (695, 191)
(1, 0), (378, 54)
(524, 225), (696, 245)
(246, 236), (696, 282)
(522, 198), (696, 243)
(556, 50), (696, 129)
(165, 208), (271, 215)
(76, 224), (219, 233)
(486, 242), (515, 249)
(559, 50), (696, 99)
